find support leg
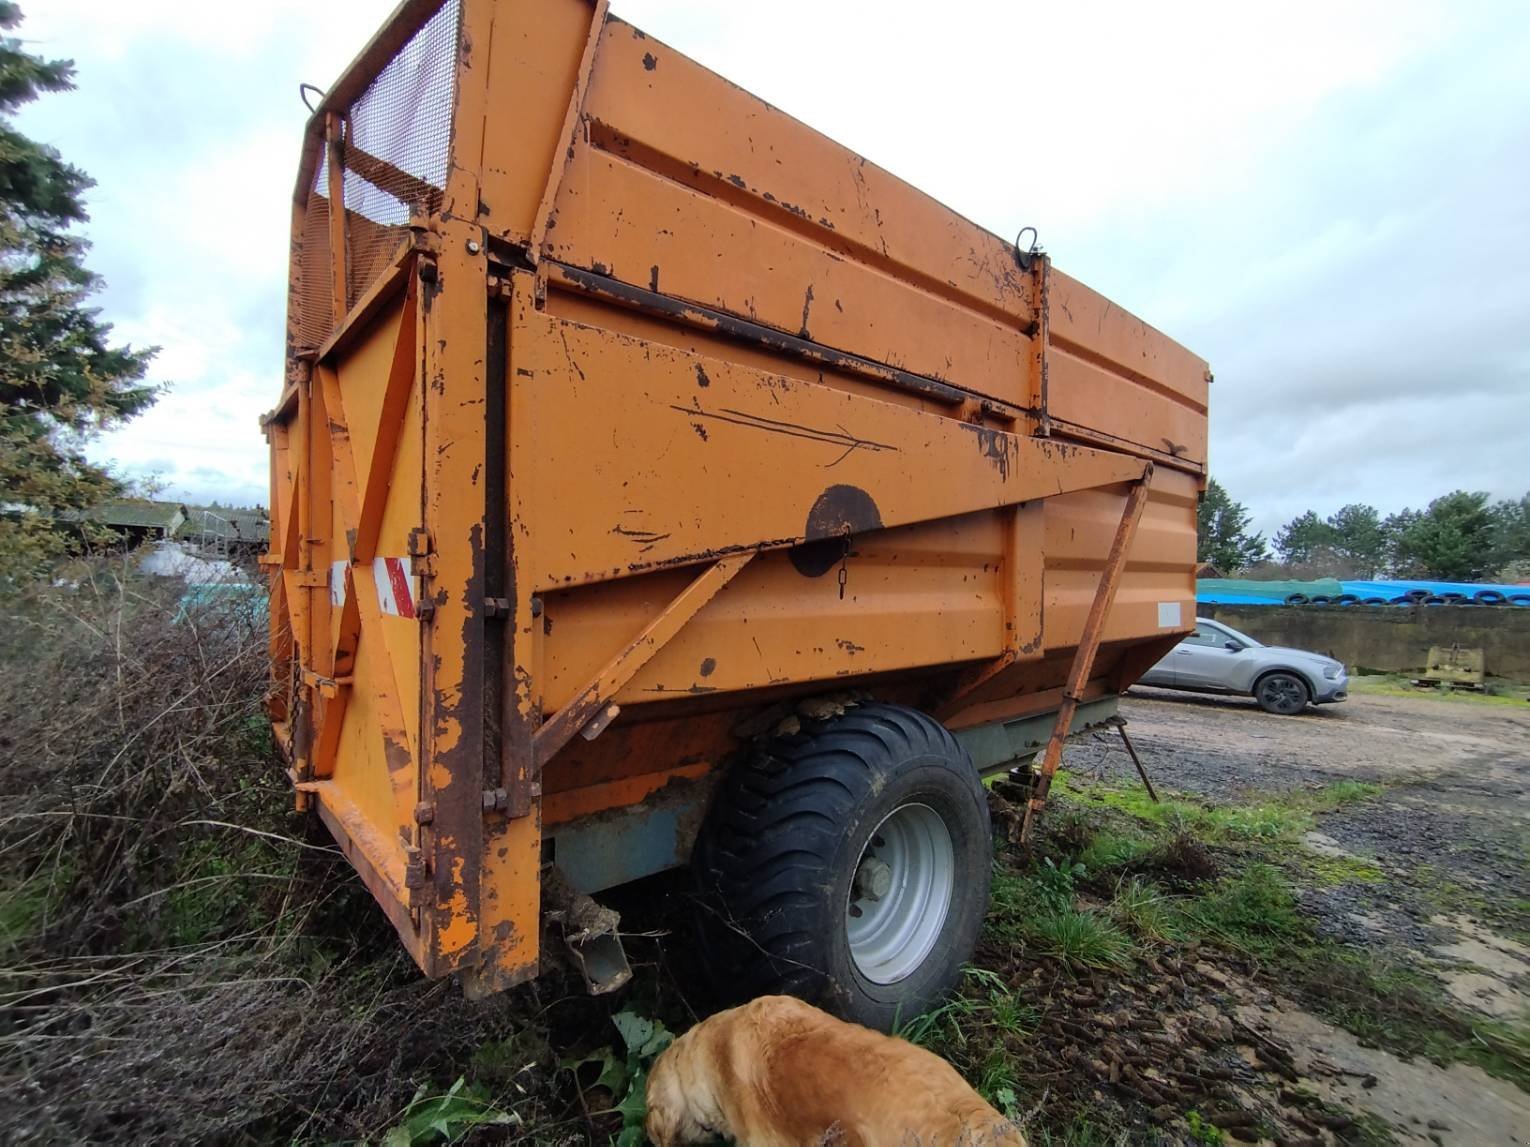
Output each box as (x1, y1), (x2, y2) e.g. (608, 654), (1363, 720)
(1112, 717), (1158, 803)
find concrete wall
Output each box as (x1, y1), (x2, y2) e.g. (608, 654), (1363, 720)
(1199, 603), (1530, 681)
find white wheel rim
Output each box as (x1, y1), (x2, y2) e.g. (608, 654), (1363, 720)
(845, 802), (955, 985)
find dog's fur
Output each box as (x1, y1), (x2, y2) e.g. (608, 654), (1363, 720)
(645, 995), (1026, 1146)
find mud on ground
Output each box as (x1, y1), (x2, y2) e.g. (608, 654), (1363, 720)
(1092, 688), (1530, 1013)
(997, 686), (1530, 1145)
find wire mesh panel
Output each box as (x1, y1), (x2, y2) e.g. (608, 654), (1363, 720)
(289, 0), (460, 348)
(344, 0), (461, 309)
(295, 163), (334, 350)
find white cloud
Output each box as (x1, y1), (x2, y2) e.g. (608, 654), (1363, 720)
(11, 0), (1530, 532)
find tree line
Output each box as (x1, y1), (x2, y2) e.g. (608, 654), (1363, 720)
(1198, 479), (1530, 582)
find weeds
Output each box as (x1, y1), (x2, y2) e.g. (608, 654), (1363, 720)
(1076, 828), (1156, 872)
(1183, 1109), (1225, 1144)
(989, 866), (1136, 969)
(1058, 776), (1382, 848)
(1183, 863), (1306, 956)
(0, 562), (558, 1142)
(1109, 875), (1187, 942)
(1348, 675), (1530, 707)
(1031, 909), (1136, 969)
(382, 1078), (519, 1144)
(1019, 772), (1530, 1094)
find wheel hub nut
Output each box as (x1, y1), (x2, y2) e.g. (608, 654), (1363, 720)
(855, 856), (893, 901)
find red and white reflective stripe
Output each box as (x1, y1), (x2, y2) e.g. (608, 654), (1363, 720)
(373, 556), (416, 619)
(329, 560), (348, 607)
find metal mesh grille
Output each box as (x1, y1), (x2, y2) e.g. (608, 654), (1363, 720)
(291, 0), (460, 348)
(295, 177), (334, 349)
(344, 0), (460, 307)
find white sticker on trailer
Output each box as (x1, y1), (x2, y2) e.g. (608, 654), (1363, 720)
(1157, 601), (1182, 628)
(329, 560), (348, 607)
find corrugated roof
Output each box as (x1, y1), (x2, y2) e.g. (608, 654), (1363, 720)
(79, 500), (188, 529)
(179, 506), (271, 542)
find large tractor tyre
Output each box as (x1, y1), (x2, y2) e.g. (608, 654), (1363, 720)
(693, 701), (991, 1031)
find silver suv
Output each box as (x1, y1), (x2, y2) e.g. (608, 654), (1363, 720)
(1136, 617), (1348, 715)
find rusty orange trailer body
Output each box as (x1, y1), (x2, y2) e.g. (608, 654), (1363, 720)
(263, 0), (1209, 995)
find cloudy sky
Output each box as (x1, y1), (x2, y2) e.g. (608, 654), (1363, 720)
(17, 0), (1530, 536)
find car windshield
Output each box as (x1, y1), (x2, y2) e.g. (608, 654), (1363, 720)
(1212, 621), (1262, 648)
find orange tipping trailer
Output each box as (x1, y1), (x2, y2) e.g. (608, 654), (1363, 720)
(262, 0), (1209, 1024)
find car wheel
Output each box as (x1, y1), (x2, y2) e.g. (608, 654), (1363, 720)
(1254, 671), (1310, 715)
(692, 701), (991, 1031)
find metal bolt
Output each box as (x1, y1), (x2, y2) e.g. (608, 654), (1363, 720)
(466, 238), (482, 255)
(855, 856), (893, 902)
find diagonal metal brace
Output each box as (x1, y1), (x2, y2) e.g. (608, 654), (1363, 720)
(1021, 469), (1153, 841)
(530, 551), (754, 772)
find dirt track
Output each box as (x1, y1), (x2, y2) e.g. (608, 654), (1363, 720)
(1062, 686), (1530, 1144)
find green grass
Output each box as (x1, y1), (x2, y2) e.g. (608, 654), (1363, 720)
(1301, 852), (1386, 886)
(1183, 1110), (1225, 1144)
(162, 836), (297, 948)
(963, 772), (1530, 1116)
(1109, 875), (1189, 942)
(1077, 828), (1158, 872)
(1348, 674), (1530, 707)
(1303, 780), (1385, 810)
(1182, 863), (1307, 957)
(0, 876), (56, 959)
(988, 866), (1138, 969)
(897, 967), (1038, 1090)
(1026, 908), (1136, 969)
(1027, 1114), (1134, 1146)
(1055, 777), (1382, 847)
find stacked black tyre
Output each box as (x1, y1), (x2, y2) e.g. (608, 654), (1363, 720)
(693, 702), (991, 1031)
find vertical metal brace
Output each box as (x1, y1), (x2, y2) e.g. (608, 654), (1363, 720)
(324, 112), (349, 325)
(1021, 467), (1153, 841)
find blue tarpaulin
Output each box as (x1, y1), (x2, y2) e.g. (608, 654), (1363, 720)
(1197, 578), (1530, 606)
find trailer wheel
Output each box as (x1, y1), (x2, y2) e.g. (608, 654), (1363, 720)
(694, 702), (990, 1031)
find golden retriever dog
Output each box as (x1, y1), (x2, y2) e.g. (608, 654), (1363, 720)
(645, 995), (1026, 1146)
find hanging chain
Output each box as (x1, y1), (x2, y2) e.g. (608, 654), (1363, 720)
(837, 527), (852, 600)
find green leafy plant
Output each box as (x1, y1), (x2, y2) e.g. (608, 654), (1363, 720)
(564, 1008), (676, 1146)
(992, 1085), (1022, 1123)
(1033, 857), (1086, 911)
(1184, 1109), (1224, 1144)
(381, 1078), (517, 1145)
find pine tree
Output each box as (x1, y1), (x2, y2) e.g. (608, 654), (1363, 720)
(0, 2), (157, 583)
(1326, 503), (1387, 578)
(1390, 491), (1495, 581)
(1197, 479), (1270, 573)
(1273, 510), (1335, 565)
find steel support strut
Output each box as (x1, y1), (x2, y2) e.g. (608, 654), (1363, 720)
(529, 552), (755, 773)
(1021, 467), (1153, 841)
